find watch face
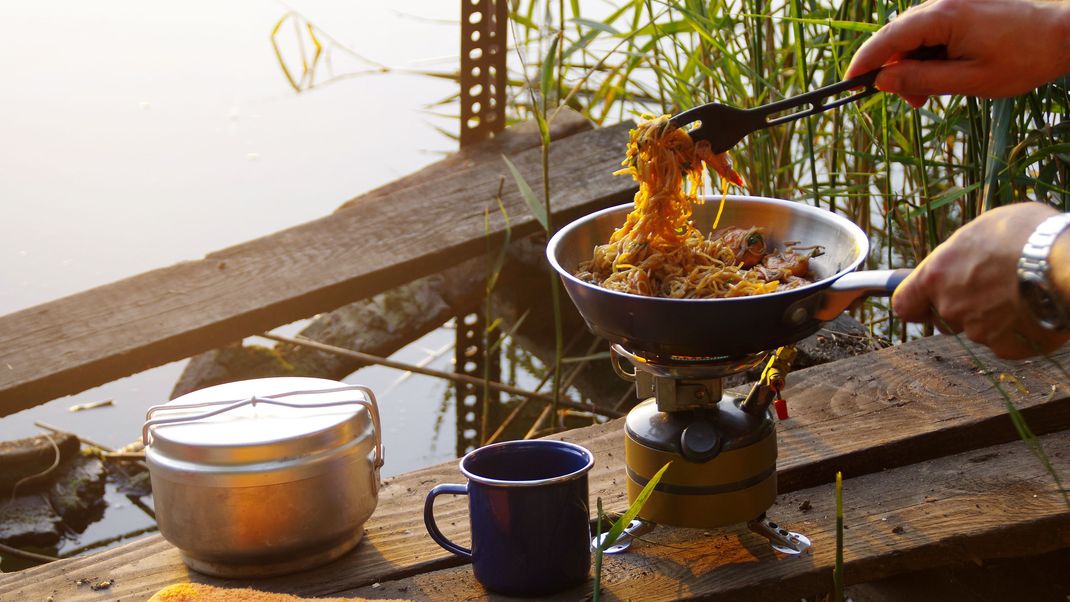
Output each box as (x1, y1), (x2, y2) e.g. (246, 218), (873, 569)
(1020, 278), (1066, 331)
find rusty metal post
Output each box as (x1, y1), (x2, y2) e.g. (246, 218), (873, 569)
(455, 0), (508, 455)
(454, 312), (503, 457)
(460, 0), (508, 146)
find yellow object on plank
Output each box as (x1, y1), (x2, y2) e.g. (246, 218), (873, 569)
(149, 583), (409, 602)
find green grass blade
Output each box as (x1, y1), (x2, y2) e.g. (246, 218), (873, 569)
(502, 155), (548, 230)
(593, 497), (605, 602)
(600, 461), (671, 550)
(773, 15), (881, 33)
(509, 11), (537, 30)
(901, 183), (981, 218)
(833, 471), (845, 601)
(540, 34), (561, 113)
(983, 97), (1015, 210)
(570, 17), (620, 35)
(485, 184), (513, 293)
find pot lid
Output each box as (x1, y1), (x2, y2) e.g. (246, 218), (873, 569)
(144, 377), (380, 466)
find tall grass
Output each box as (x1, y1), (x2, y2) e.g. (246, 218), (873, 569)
(506, 0), (1070, 343)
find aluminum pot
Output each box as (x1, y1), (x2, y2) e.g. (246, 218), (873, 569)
(143, 377), (384, 578)
(547, 195), (911, 359)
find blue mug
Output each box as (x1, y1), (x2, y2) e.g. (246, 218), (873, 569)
(423, 439), (595, 596)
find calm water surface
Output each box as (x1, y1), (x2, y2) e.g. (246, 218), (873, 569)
(0, 0), (524, 559)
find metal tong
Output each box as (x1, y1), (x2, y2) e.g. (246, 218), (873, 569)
(671, 45), (948, 153)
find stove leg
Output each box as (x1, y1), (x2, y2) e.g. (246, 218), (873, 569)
(746, 513), (811, 555)
(591, 518), (657, 554)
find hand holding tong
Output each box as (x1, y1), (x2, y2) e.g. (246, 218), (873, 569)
(671, 45), (948, 153)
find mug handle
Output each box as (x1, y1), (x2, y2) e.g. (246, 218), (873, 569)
(423, 484), (472, 558)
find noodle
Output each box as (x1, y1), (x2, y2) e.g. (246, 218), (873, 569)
(575, 114), (816, 298)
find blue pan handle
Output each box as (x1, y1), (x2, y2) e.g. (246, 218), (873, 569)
(814, 268), (913, 321)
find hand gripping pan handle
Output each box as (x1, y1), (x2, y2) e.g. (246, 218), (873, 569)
(814, 268), (913, 321)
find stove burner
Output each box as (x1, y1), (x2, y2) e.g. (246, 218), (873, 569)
(611, 344), (768, 373)
(610, 344), (768, 412)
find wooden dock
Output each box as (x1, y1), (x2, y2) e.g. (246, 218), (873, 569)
(1, 334), (1068, 600)
(0, 116), (1068, 599)
(0, 110), (626, 418)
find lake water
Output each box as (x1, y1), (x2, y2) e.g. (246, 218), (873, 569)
(0, 0), (528, 559)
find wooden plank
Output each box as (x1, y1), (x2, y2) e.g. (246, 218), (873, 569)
(774, 334), (1070, 492)
(3, 335), (1069, 601)
(336, 109), (591, 210)
(0, 118), (634, 417)
(342, 430), (1070, 601)
(845, 547), (1070, 601)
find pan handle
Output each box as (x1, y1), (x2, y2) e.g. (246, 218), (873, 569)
(813, 268), (912, 321)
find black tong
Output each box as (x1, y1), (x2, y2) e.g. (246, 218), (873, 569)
(671, 45), (948, 153)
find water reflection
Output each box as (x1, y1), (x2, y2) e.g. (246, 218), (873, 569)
(271, 11), (391, 94)
(0, 0), (628, 569)
(0, 0), (459, 314)
(0, 0), (464, 565)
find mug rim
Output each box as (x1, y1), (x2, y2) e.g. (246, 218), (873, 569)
(459, 439), (594, 487)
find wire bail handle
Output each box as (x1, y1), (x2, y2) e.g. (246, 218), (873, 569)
(143, 384), (384, 470)
(609, 344), (638, 382)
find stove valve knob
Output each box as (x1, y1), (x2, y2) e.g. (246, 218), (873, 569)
(774, 397), (789, 420)
(679, 421), (722, 463)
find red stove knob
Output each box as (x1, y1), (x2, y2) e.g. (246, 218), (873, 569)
(774, 397), (789, 420)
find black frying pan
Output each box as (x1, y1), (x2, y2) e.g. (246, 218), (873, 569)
(546, 195), (910, 359)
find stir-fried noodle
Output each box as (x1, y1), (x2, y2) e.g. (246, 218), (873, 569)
(575, 114), (818, 298)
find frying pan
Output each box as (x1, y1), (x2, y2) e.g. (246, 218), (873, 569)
(546, 195), (911, 359)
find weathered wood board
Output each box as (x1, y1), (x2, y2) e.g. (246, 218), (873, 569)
(845, 547), (1070, 601)
(344, 430), (1070, 601)
(0, 115), (634, 417)
(2, 335), (1068, 601)
(773, 333), (1070, 492)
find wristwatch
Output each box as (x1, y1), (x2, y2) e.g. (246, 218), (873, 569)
(1018, 212), (1070, 331)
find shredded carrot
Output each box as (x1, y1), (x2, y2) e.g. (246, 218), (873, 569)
(574, 114), (816, 299)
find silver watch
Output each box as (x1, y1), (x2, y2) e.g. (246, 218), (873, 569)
(1018, 212), (1070, 331)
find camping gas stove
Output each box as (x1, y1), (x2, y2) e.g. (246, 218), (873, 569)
(545, 197), (895, 556)
(606, 344), (811, 555)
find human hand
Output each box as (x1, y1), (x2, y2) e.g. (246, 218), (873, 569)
(892, 202), (1070, 359)
(844, 0), (1070, 108)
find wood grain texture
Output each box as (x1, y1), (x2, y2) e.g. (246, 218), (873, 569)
(0, 117), (633, 417)
(3, 335), (1068, 601)
(342, 430), (1070, 601)
(773, 334), (1070, 491)
(845, 547), (1070, 601)
(336, 109), (592, 211)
